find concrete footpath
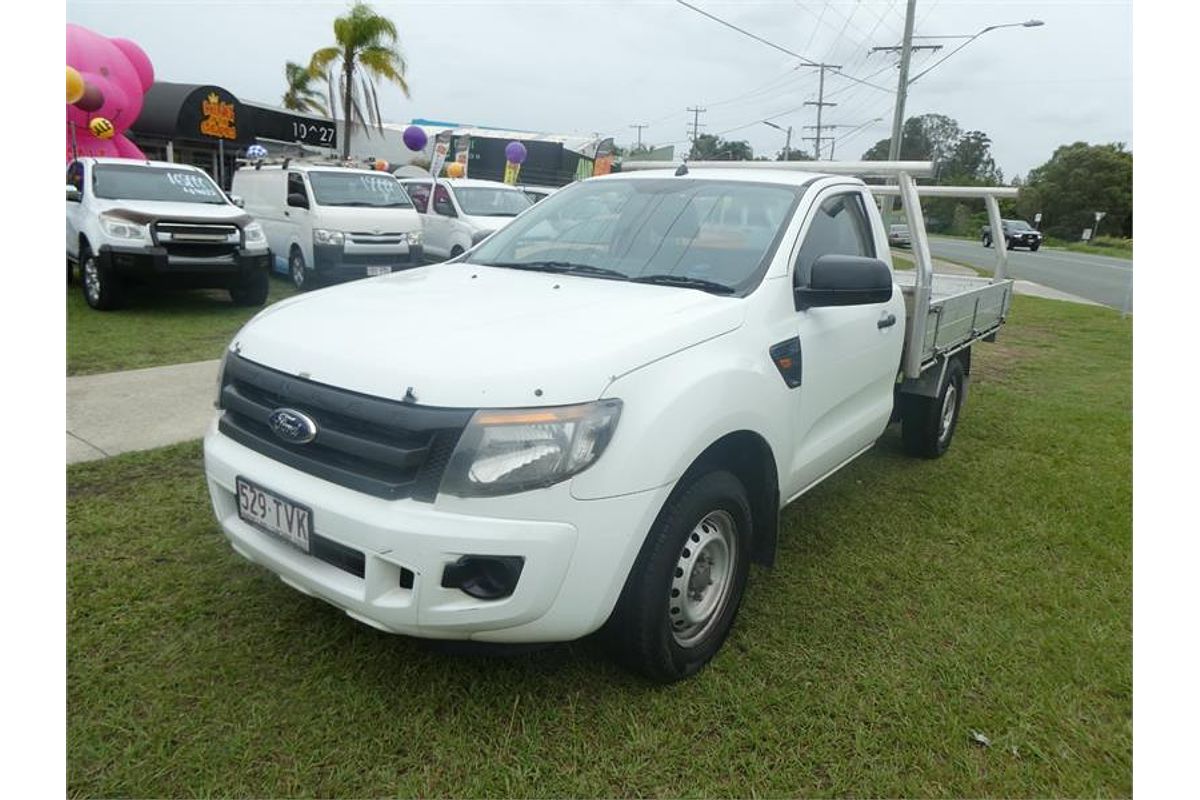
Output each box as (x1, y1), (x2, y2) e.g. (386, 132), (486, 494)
(66, 269), (1101, 466)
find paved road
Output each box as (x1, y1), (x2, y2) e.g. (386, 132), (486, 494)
(927, 236), (1133, 311)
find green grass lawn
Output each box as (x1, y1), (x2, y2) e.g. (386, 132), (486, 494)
(67, 295), (1131, 797)
(66, 275), (297, 376)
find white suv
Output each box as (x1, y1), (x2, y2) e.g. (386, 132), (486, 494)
(66, 158), (271, 310)
(396, 177), (532, 260)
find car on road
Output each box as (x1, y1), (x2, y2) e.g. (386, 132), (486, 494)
(397, 177), (533, 260)
(232, 162), (424, 291)
(982, 218), (1043, 251)
(204, 161), (1014, 682)
(66, 157), (271, 310)
(888, 223), (912, 248)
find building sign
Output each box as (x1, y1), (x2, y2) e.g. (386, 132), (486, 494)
(200, 92), (237, 140)
(251, 106), (337, 148)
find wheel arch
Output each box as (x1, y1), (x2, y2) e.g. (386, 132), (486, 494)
(670, 430), (780, 568)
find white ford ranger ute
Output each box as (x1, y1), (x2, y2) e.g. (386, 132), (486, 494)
(203, 161), (1015, 682)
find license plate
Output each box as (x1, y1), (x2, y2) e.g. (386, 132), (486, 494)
(367, 266), (391, 276)
(236, 477), (312, 552)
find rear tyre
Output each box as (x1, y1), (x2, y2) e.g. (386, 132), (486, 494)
(982, 235), (991, 248)
(80, 248), (123, 310)
(901, 357), (966, 459)
(229, 267), (269, 307)
(289, 247), (310, 291)
(604, 470), (752, 683)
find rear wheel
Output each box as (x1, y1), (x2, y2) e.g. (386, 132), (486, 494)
(901, 357), (966, 459)
(229, 267), (269, 307)
(604, 470), (751, 683)
(80, 247), (123, 310)
(982, 235), (991, 248)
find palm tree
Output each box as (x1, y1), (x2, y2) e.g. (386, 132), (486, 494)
(309, 1), (410, 159)
(281, 61), (329, 117)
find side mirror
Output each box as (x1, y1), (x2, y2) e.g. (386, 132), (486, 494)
(287, 192), (309, 210)
(434, 199), (457, 217)
(66, 185), (82, 202)
(795, 254), (893, 310)
(229, 194), (245, 208)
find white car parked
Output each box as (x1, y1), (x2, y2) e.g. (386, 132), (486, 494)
(204, 161), (1015, 682)
(396, 177), (532, 260)
(66, 157), (271, 310)
(232, 162), (424, 290)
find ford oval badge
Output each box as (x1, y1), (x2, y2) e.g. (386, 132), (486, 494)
(268, 408), (318, 444)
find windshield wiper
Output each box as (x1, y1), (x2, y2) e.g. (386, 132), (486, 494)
(482, 261), (629, 280)
(631, 274), (736, 295)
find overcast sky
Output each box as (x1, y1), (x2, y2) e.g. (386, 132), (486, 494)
(66, 0), (1131, 179)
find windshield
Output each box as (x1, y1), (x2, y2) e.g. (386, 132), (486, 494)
(1006, 219), (1033, 230)
(93, 164), (228, 204)
(308, 171), (413, 208)
(453, 186), (533, 217)
(467, 178), (801, 296)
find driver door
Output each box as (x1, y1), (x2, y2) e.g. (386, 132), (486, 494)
(786, 186), (905, 496)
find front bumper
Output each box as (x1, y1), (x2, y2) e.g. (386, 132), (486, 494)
(100, 244), (270, 288)
(313, 243), (425, 280)
(203, 420), (669, 643)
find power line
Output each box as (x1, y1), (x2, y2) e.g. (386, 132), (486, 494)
(674, 0), (818, 66)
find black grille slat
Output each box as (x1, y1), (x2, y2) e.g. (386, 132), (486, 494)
(220, 355), (471, 501)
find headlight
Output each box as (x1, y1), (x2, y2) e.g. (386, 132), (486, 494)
(440, 400), (622, 497)
(243, 221), (266, 245)
(99, 214), (149, 242)
(214, 348), (230, 409)
(406, 229), (423, 246)
(313, 228), (345, 246)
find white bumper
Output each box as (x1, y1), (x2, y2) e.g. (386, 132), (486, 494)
(203, 419), (670, 643)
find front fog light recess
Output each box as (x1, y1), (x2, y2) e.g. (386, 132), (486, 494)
(440, 400), (622, 497)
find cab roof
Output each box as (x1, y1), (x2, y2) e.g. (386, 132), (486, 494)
(593, 167), (861, 189)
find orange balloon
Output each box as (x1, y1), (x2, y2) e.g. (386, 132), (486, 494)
(446, 161), (464, 178)
(374, 160), (389, 171)
(67, 66), (84, 104)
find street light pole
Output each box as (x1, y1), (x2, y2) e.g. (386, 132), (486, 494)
(762, 120), (792, 161)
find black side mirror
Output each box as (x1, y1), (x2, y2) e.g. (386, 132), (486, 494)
(287, 192), (309, 209)
(795, 254), (893, 310)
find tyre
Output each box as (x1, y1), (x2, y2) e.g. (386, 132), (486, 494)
(1030, 243), (1040, 252)
(80, 247), (123, 310)
(67, 258), (74, 284)
(982, 235), (991, 248)
(901, 356), (966, 459)
(229, 267), (269, 307)
(604, 470), (752, 683)
(450, 245), (465, 259)
(289, 247), (310, 291)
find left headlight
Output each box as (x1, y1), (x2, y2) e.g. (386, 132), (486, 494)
(243, 221), (267, 246)
(406, 229), (423, 246)
(440, 400), (623, 497)
(98, 214), (149, 242)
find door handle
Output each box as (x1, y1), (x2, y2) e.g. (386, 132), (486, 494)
(877, 313), (897, 329)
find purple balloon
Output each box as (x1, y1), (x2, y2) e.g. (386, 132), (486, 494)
(505, 140), (528, 164)
(403, 125), (428, 152)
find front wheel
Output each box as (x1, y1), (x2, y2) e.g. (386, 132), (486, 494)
(289, 247), (310, 291)
(229, 268), (269, 307)
(1030, 243), (1040, 252)
(901, 357), (966, 459)
(982, 235), (991, 248)
(604, 470), (752, 683)
(449, 245), (465, 259)
(80, 249), (123, 310)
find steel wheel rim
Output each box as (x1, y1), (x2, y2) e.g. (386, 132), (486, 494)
(939, 383), (958, 442)
(669, 509), (737, 647)
(83, 257), (101, 303)
(290, 254), (305, 289)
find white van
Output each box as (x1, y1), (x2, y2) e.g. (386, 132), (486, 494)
(395, 177), (531, 260)
(232, 163), (424, 290)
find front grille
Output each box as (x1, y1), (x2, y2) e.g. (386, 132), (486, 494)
(219, 355), (473, 501)
(348, 232), (408, 245)
(154, 221), (241, 259)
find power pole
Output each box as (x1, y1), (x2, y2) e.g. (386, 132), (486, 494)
(803, 64), (840, 159)
(687, 106), (707, 144)
(884, 0), (918, 221)
(629, 123), (649, 149)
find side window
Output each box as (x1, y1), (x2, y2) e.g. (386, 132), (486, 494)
(794, 192), (876, 286)
(433, 185), (455, 216)
(67, 162), (84, 193)
(405, 182), (431, 213)
(287, 172), (308, 206)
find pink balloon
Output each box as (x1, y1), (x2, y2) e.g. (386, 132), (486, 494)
(66, 23), (154, 161)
